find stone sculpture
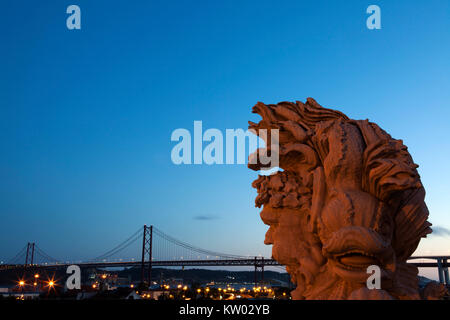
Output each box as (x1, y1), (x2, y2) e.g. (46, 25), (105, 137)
(249, 98), (434, 299)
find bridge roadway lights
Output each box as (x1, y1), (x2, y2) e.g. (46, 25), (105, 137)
(5, 255), (450, 286)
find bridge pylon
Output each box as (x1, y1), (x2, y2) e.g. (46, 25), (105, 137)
(140, 225), (153, 287)
(25, 242), (35, 266)
(254, 256), (265, 287)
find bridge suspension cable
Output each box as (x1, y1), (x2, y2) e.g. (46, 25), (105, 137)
(152, 226), (248, 260)
(5, 244), (28, 264)
(34, 245), (61, 264)
(88, 227), (142, 262)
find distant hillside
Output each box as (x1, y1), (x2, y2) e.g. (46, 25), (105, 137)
(0, 266), (292, 287)
(118, 267), (292, 286)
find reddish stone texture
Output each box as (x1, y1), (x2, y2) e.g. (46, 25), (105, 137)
(249, 98), (434, 300)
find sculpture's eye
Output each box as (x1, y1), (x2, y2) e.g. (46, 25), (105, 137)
(328, 188), (339, 200)
(375, 212), (393, 240)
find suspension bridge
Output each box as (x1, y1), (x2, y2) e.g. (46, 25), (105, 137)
(1, 225), (449, 286)
(1, 225), (279, 285)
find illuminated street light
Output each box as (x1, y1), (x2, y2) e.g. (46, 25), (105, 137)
(34, 274), (39, 279)
(19, 281), (25, 286)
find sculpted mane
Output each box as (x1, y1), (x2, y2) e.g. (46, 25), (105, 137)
(249, 98), (433, 300)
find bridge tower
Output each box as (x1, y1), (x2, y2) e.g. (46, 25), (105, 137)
(254, 256), (265, 287)
(140, 225), (153, 286)
(437, 257), (450, 285)
(25, 242), (35, 266)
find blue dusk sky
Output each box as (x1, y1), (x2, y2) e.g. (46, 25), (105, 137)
(0, 1), (449, 277)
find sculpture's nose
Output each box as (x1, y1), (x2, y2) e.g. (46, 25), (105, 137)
(264, 227), (274, 245)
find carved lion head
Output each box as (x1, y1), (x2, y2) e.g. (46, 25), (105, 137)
(249, 98), (432, 299)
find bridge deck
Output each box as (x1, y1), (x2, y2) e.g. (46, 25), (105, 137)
(2, 257), (449, 270)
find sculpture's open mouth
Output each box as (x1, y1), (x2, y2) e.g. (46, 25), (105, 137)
(334, 251), (381, 270)
(322, 226), (395, 281)
(329, 249), (389, 283)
